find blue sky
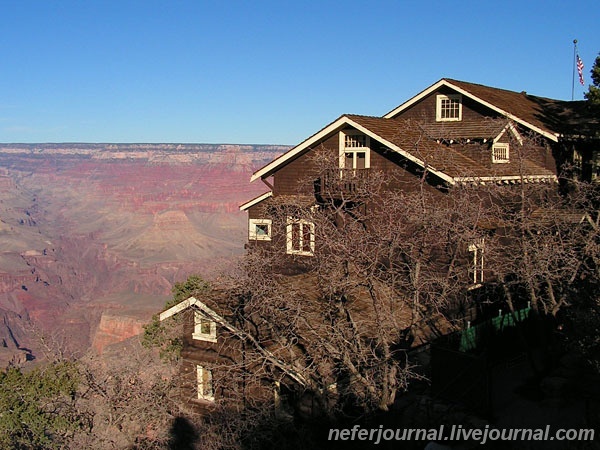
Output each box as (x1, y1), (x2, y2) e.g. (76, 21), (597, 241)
(1, 0), (598, 144)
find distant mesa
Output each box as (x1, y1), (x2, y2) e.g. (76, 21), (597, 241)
(152, 210), (194, 231)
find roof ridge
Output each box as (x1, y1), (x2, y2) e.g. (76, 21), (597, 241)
(344, 113), (388, 120)
(443, 78), (562, 103)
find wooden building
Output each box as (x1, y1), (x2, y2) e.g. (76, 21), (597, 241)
(161, 79), (597, 409)
(241, 79), (569, 257)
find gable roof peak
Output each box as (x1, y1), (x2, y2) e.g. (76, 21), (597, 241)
(384, 78), (560, 142)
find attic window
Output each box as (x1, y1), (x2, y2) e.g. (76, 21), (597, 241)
(492, 143), (510, 163)
(193, 311), (217, 342)
(339, 132), (370, 170)
(436, 94), (462, 121)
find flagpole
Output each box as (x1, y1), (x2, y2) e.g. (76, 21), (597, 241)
(572, 39), (577, 101)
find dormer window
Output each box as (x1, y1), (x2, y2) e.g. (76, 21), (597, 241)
(492, 143), (510, 163)
(339, 131), (370, 170)
(436, 94), (462, 121)
(193, 311), (217, 342)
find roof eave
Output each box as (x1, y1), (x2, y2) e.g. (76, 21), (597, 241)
(159, 296), (233, 331)
(453, 174), (559, 184)
(383, 79), (446, 119)
(239, 191), (273, 211)
(250, 116), (349, 182)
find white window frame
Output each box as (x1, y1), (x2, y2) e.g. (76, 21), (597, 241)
(339, 131), (370, 170)
(436, 94), (462, 122)
(196, 364), (214, 401)
(248, 218), (272, 241)
(193, 311), (217, 343)
(286, 218), (315, 256)
(492, 143), (510, 163)
(468, 238), (484, 284)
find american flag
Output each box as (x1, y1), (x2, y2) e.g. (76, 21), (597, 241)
(577, 54), (585, 86)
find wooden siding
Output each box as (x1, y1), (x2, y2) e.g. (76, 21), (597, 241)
(182, 309), (224, 356)
(273, 134), (338, 196)
(274, 128), (450, 199)
(394, 86), (503, 124)
(370, 143), (448, 195)
(440, 141), (556, 176)
(261, 126), (452, 258)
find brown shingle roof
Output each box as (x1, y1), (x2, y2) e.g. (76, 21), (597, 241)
(346, 114), (555, 181)
(418, 118), (508, 140)
(444, 79), (599, 138)
(445, 79), (557, 135)
(252, 78), (570, 183)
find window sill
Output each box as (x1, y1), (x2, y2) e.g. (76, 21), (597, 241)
(192, 334), (217, 343)
(193, 396), (215, 404)
(286, 250), (314, 257)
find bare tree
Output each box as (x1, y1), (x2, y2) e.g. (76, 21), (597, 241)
(130, 125), (598, 450)
(206, 132), (600, 421)
(33, 337), (179, 450)
(481, 134), (599, 318)
(201, 149), (508, 416)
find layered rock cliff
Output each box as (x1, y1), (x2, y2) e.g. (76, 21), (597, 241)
(0, 143), (286, 360)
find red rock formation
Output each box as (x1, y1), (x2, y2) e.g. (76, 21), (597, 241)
(0, 143), (286, 363)
(91, 313), (147, 354)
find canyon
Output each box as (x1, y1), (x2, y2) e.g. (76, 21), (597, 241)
(0, 143), (286, 365)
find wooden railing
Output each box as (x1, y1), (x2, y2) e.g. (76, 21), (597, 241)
(316, 168), (370, 198)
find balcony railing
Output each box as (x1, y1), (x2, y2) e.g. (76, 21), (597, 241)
(316, 168), (370, 199)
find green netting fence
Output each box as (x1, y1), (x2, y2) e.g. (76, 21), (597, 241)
(459, 306), (531, 352)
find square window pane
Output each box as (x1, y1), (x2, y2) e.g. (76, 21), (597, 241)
(255, 224), (269, 236)
(200, 318), (211, 335)
(302, 224), (312, 252)
(345, 152), (353, 168)
(355, 152), (366, 169)
(292, 223), (301, 251)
